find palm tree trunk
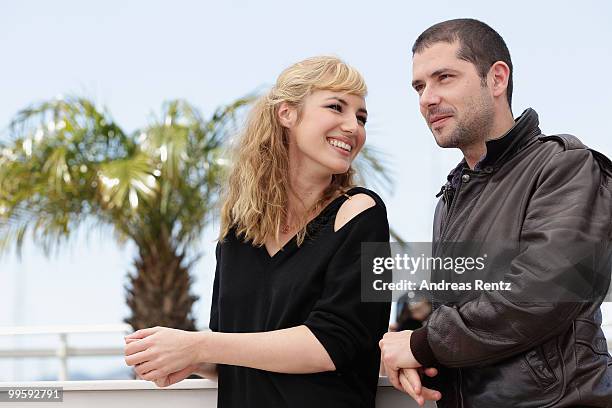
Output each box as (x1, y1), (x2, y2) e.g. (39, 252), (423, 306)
(124, 235), (198, 332)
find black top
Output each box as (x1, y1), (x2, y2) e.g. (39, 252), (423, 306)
(209, 187), (391, 408)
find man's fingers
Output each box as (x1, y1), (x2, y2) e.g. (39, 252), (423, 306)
(401, 368), (422, 395)
(385, 366), (404, 392)
(400, 372), (442, 404)
(397, 368), (441, 405)
(398, 371), (424, 406)
(420, 386), (442, 402)
(423, 367), (438, 377)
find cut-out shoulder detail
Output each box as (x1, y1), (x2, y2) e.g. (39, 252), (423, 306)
(334, 193), (376, 232)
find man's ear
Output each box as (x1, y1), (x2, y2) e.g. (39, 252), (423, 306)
(277, 102), (297, 129)
(488, 61), (510, 99)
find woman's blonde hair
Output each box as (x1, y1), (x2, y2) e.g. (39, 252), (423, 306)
(219, 56), (367, 246)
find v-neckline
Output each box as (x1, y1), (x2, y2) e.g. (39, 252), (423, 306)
(262, 189), (354, 259)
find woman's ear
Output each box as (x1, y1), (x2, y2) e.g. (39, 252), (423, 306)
(277, 102), (297, 129)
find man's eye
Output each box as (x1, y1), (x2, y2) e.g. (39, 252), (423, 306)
(414, 85), (424, 94)
(328, 104), (342, 112)
(357, 116), (367, 125)
(440, 74), (451, 81)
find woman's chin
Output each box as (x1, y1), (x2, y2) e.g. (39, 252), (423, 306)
(311, 157), (352, 177)
(329, 164), (352, 175)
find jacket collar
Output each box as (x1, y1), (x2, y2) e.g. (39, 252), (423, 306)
(445, 108), (541, 185)
(479, 108), (541, 168)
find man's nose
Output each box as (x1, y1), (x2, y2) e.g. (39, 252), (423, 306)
(419, 85), (441, 110)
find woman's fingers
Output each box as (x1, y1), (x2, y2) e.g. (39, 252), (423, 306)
(124, 338), (150, 357)
(164, 365), (196, 387)
(154, 378), (169, 388)
(125, 327), (160, 340)
(141, 368), (166, 381)
(124, 349), (151, 366)
(134, 360), (159, 377)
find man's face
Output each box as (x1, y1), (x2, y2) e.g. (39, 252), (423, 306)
(412, 41), (494, 149)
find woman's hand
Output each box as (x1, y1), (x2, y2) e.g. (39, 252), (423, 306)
(124, 326), (205, 381)
(152, 362), (219, 387)
(152, 364), (200, 387)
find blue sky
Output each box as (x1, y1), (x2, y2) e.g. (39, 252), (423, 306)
(1, 0), (611, 380)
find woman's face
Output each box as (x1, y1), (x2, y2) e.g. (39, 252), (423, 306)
(281, 89), (367, 176)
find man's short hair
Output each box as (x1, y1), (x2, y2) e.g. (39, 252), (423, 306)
(412, 18), (513, 107)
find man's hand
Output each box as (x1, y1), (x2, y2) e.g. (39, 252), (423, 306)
(378, 330), (441, 404)
(379, 329), (421, 389)
(398, 367), (441, 406)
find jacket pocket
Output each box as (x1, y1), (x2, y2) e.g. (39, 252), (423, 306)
(462, 346), (563, 408)
(524, 345), (558, 389)
(574, 318), (611, 368)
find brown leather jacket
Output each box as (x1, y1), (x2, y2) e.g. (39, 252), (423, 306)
(411, 108), (612, 407)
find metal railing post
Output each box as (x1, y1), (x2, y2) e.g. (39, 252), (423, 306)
(58, 333), (68, 381)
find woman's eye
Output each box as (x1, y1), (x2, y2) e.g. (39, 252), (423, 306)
(328, 104), (342, 112)
(357, 116), (367, 125)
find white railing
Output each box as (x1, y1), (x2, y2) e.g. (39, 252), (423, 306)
(0, 378), (432, 408)
(1, 318), (610, 383)
(0, 324), (132, 381)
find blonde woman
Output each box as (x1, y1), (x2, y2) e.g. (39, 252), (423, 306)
(124, 56), (391, 407)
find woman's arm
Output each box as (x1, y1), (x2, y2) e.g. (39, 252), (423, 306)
(194, 362), (218, 380)
(125, 325), (334, 381)
(198, 325), (334, 373)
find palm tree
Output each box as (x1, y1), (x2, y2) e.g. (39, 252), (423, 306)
(0, 96), (395, 332)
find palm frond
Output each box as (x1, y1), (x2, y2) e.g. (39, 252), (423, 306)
(97, 153), (157, 210)
(0, 96), (130, 256)
(354, 145), (394, 193)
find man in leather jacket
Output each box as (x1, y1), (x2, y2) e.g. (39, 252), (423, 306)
(379, 18), (612, 407)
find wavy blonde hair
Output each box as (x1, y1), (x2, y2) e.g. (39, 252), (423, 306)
(219, 56), (367, 246)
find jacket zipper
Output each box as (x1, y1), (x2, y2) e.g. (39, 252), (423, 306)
(440, 179), (466, 408)
(458, 368), (464, 408)
(439, 179), (462, 244)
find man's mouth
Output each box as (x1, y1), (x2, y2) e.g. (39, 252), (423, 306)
(429, 115), (453, 127)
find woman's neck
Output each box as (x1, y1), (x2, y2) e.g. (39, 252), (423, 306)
(287, 161), (332, 223)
